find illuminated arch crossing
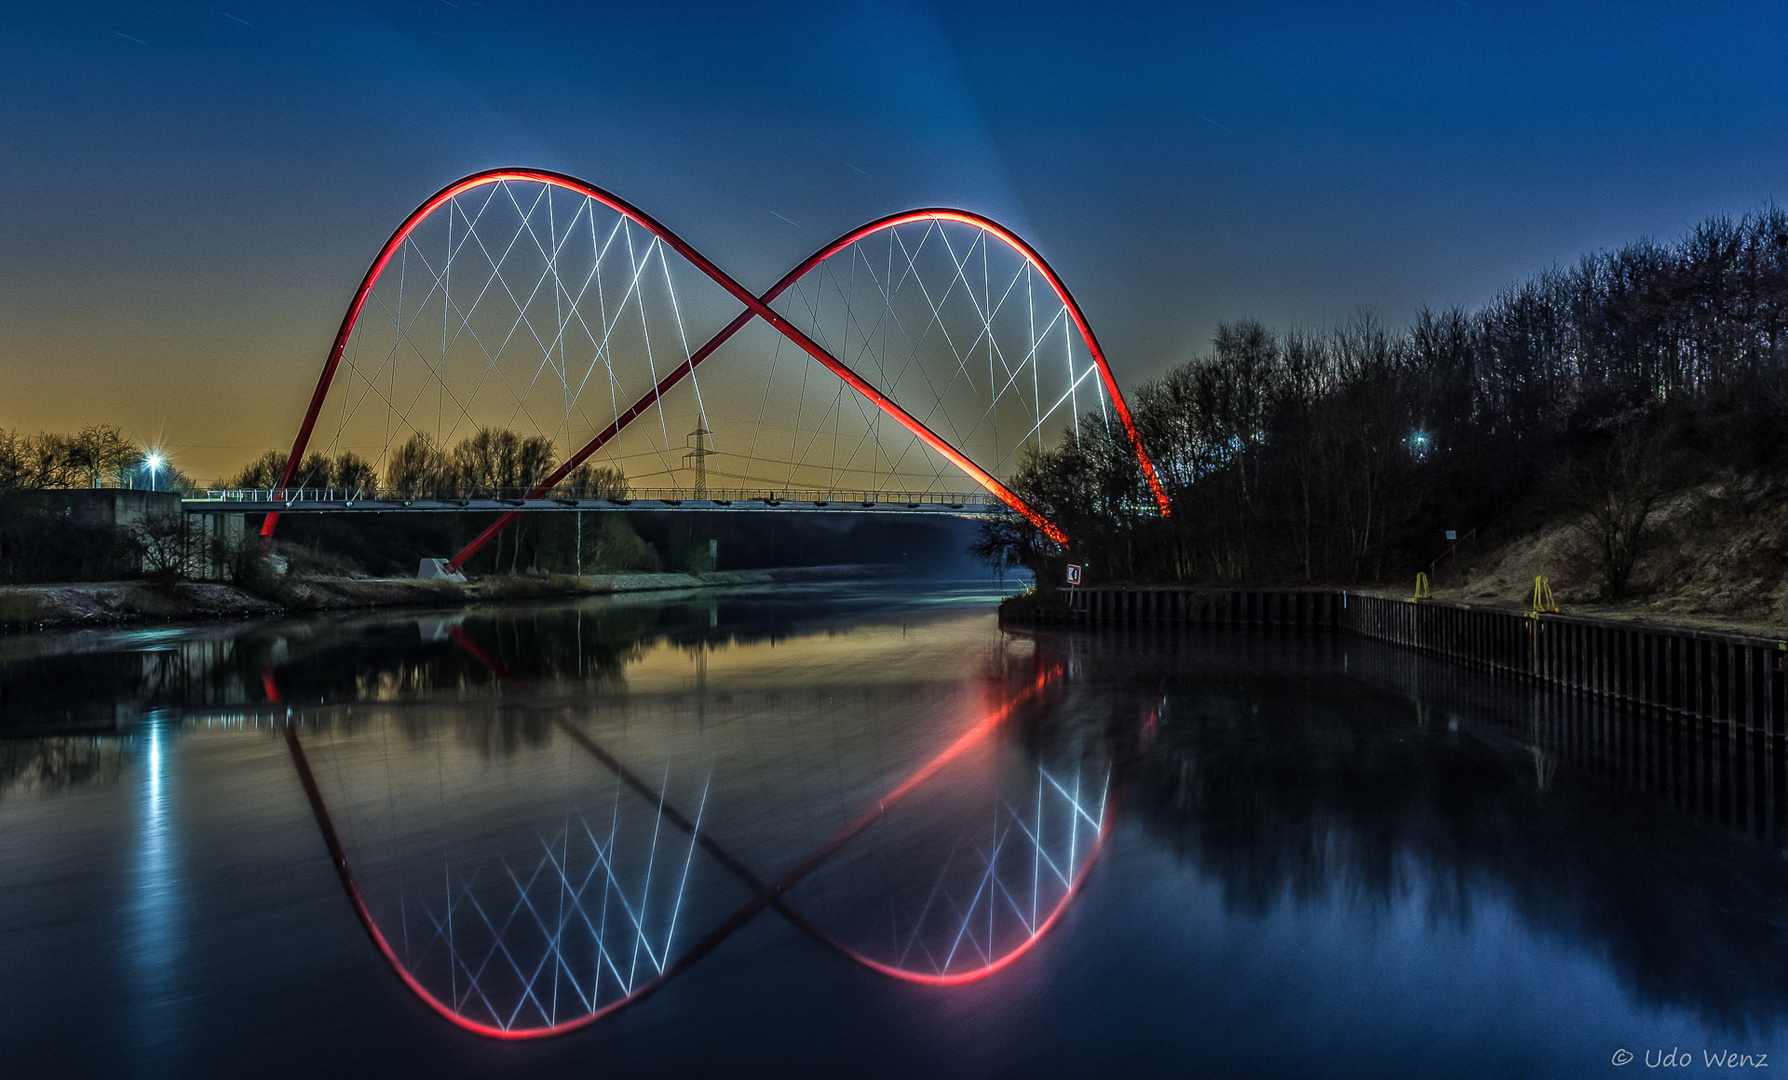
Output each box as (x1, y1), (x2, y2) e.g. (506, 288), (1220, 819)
(261, 169), (1169, 569)
(278, 655), (1113, 1039)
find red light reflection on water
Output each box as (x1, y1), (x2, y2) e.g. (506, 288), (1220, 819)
(280, 651), (1109, 1038)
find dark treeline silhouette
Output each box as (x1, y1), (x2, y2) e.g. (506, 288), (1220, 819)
(982, 204), (1788, 591)
(0, 423), (195, 493)
(233, 427), (642, 576)
(229, 428), (627, 500)
(0, 424), (142, 490)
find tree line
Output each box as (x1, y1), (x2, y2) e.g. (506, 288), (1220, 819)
(230, 428), (628, 499)
(0, 424), (188, 491)
(982, 202), (1788, 594)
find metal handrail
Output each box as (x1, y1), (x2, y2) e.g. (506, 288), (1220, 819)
(198, 486), (996, 505)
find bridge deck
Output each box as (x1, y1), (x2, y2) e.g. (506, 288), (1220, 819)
(184, 489), (1001, 515)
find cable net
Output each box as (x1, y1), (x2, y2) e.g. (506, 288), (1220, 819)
(302, 180), (723, 497)
(297, 179), (1113, 506)
(729, 217), (1115, 498)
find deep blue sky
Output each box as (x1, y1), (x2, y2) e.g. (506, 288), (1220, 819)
(5, 1), (1787, 480)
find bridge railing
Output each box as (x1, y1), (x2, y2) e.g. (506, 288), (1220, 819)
(198, 487), (1001, 507)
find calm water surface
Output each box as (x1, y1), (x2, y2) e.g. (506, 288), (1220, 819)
(2, 581), (1784, 1078)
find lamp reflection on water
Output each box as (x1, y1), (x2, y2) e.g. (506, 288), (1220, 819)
(127, 713), (182, 1056)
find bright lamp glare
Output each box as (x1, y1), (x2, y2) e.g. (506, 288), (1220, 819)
(147, 454), (163, 469)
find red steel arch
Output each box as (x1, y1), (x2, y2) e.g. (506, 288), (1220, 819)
(767, 208), (1172, 516)
(263, 169), (1170, 565)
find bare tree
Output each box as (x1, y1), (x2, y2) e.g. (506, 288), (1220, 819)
(565, 462), (629, 497)
(448, 428), (558, 497)
(68, 425), (141, 488)
(229, 450), (289, 489)
(0, 425), (140, 489)
(0, 429), (33, 489)
(132, 513), (197, 588)
(386, 432), (448, 496)
(333, 451), (376, 494)
(1560, 422), (1671, 598)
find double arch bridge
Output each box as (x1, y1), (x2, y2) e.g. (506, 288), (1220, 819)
(233, 169), (1167, 571)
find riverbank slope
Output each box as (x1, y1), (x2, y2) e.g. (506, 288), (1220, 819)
(0, 564), (901, 631)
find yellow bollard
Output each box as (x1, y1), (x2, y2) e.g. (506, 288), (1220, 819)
(1408, 572), (1431, 602)
(1529, 575), (1559, 615)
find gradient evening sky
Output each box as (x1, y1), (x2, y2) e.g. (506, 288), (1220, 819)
(4, 1), (1786, 481)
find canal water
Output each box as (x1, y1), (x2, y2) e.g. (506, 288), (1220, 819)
(1, 581), (1783, 1078)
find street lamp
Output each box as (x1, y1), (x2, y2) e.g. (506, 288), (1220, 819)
(146, 453), (162, 492)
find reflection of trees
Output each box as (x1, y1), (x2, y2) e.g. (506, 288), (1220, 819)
(1106, 639), (1788, 1033)
(2, 586), (1012, 733)
(453, 707), (555, 759)
(0, 603), (664, 734)
(0, 738), (124, 799)
(460, 603), (652, 685)
(1130, 695), (1518, 914)
(0, 645), (242, 730)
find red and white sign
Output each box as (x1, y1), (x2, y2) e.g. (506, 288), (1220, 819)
(1065, 564), (1082, 585)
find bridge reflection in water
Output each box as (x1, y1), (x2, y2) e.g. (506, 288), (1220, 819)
(275, 630), (1107, 1038)
(9, 587), (1788, 1072)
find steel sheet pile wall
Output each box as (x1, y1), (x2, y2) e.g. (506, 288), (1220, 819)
(1340, 595), (1785, 738)
(1003, 586), (1784, 847)
(1021, 587), (1342, 631)
(1342, 593), (1784, 847)
(1355, 618), (1782, 848)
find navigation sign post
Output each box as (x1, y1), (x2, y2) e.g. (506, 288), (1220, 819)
(1065, 563), (1082, 611)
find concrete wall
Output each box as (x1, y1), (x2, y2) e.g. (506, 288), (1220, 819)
(0, 490), (238, 581)
(47, 488), (184, 530)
